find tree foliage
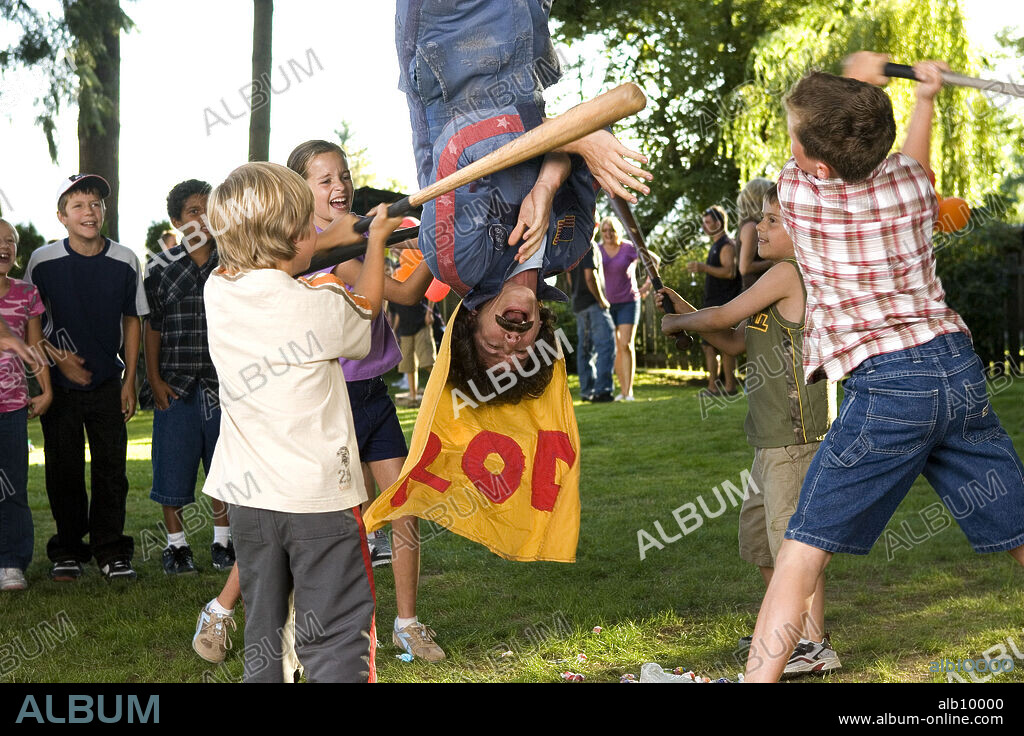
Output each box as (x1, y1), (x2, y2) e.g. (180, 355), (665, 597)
(722, 0), (1012, 205)
(336, 121), (408, 193)
(1, 1), (133, 162)
(9, 221), (46, 280)
(552, 0), (1018, 244)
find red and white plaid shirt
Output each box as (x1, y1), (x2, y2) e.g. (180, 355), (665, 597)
(777, 154), (969, 382)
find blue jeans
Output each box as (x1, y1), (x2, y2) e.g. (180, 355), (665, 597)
(150, 389), (221, 507)
(787, 333), (1024, 554)
(0, 407), (32, 570)
(575, 304), (615, 399)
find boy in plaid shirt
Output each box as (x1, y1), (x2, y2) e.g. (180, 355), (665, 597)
(746, 54), (1024, 682)
(145, 180), (233, 575)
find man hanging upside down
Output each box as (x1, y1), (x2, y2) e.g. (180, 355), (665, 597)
(396, 0), (652, 402)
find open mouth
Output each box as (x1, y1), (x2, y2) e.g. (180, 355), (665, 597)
(495, 309), (533, 334)
(330, 196), (349, 212)
(0, 251), (12, 264)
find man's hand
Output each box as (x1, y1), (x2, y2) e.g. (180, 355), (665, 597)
(913, 60), (948, 101)
(121, 380), (137, 422)
(656, 287), (686, 313)
(509, 181), (556, 264)
(149, 377), (179, 411)
(27, 391), (52, 419)
(57, 353), (92, 387)
(570, 130), (652, 203)
(843, 51), (891, 85)
(686, 260), (703, 274)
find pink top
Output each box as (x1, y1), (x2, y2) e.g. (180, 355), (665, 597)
(600, 240), (640, 304)
(0, 279), (45, 412)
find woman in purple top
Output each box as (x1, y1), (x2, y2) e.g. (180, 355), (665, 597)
(599, 218), (652, 402)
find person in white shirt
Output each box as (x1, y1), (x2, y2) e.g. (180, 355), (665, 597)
(201, 161), (403, 682)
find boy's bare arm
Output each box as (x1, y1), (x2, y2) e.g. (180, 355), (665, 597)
(386, 261), (434, 305)
(314, 212), (364, 251)
(25, 316), (52, 418)
(584, 268), (610, 310)
(661, 262), (800, 350)
(144, 321), (178, 410)
(901, 61), (947, 174)
(121, 316), (141, 422)
(355, 203), (404, 320)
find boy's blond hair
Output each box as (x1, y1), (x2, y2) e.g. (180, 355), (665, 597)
(208, 162), (314, 271)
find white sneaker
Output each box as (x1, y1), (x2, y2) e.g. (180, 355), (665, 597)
(392, 376), (409, 390)
(639, 663), (697, 683)
(0, 567), (27, 591)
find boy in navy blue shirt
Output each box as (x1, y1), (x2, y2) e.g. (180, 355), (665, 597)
(25, 174), (148, 582)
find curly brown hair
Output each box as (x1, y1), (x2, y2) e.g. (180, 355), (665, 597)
(448, 305), (559, 404)
(785, 71), (896, 183)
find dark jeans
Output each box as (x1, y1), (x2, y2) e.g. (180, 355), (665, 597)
(0, 407), (33, 570)
(40, 378), (133, 567)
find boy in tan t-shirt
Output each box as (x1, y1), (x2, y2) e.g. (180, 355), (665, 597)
(201, 162), (403, 682)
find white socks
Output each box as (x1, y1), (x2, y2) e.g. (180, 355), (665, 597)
(395, 616), (417, 631)
(213, 525), (231, 546)
(209, 597), (233, 616)
(167, 531), (186, 549)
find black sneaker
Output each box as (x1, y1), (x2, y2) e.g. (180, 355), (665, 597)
(101, 558), (137, 582)
(210, 541), (235, 571)
(49, 559), (83, 582)
(591, 393), (614, 403)
(162, 545), (197, 575)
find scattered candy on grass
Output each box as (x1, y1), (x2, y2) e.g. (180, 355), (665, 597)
(561, 671), (585, 682)
(396, 653), (414, 662)
(576, 653), (588, 663)
(592, 626), (603, 634)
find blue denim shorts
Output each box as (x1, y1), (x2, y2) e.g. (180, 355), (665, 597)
(150, 389), (221, 507)
(786, 332), (1024, 555)
(347, 376), (408, 463)
(608, 299), (639, 326)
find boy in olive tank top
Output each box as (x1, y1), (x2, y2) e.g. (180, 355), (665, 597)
(658, 184), (839, 677)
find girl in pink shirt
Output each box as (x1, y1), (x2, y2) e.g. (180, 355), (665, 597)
(0, 219), (52, 590)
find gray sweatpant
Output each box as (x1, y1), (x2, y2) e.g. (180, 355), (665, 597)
(229, 504), (376, 683)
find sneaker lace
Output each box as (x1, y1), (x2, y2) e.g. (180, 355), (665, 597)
(207, 611), (237, 651)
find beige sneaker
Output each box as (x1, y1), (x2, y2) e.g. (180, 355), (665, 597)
(393, 622), (446, 662)
(192, 602), (237, 664)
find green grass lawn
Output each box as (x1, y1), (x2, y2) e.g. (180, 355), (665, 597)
(2, 369), (1023, 683)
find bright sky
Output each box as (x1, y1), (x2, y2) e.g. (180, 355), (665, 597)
(0, 0), (1018, 257)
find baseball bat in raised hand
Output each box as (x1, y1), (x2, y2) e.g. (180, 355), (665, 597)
(883, 63), (1024, 99)
(607, 195), (694, 349)
(351, 83), (648, 234)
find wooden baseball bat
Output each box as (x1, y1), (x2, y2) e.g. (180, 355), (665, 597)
(883, 63), (1024, 99)
(351, 83), (648, 234)
(607, 196), (694, 350)
(300, 226), (418, 277)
